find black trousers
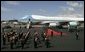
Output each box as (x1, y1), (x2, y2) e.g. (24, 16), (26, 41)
(76, 35), (79, 40)
(3, 39), (6, 45)
(21, 42), (24, 49)
(34, 42), (38, 48)
(45, 41), (50, 48)
(10, 42), (14, 49)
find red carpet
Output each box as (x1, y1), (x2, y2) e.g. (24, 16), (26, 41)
(45, 29), (67, 36)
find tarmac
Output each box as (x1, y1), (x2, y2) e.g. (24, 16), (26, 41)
(1, 25), (84, 51)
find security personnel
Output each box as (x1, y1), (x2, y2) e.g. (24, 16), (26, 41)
(45, 36), (50, 48)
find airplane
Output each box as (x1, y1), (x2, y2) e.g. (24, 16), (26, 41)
(19, 15), (84, 31)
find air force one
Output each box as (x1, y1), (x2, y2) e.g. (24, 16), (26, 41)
(20, 15), (84, 30)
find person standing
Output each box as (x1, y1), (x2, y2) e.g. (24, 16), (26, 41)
(8, 32), (11, 42)
(10, 37), (14, 49)
(41, 33), (44, 41)
(41, 32), (46, 41)
(45, 36), (50, 48)
(2, 34), (6, 45)
(20, 38), (25, 49)
(33, 32), (38, 48)
(34, 37), (38, 48)
(19, 32), (23, 40)
(20, 33), (26, 49)
(44, 33), (47, 41)
(75, 32), (79, 40)
(14, 35), (18, 45)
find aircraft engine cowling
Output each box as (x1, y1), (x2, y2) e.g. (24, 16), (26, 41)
(68, 22), (79, 31)
(49, 23), (60, 27)
(69, 22), (79, 26)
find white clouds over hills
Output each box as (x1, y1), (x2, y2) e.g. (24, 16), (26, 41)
(66, 1), (83, 7)
(5, 1), (20, 5)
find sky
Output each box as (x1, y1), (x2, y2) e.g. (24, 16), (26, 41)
(1, 1), (84, 20)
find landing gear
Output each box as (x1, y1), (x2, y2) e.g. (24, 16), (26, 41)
(56, 25), (63, 29)
(68, 25), (79, 32)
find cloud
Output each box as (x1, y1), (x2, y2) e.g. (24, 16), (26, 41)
(67, 1), (83, 7)
(64, 1), (84, 18)
(61, 6), (75, 12)
(5, 1), (20, 5)
(57, 13), (83, 18)
(58, 5), (83, 18)
(32, 9), (48, 16)
(1, 7), (11, 12)
(39, 9), (46, 13)
(68, 7), (74, 11)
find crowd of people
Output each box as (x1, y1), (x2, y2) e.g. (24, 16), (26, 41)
(2, 27), (52, 49)
(2, 26), (79, 49)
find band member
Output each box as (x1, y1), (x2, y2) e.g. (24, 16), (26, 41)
(34, 37), (38, 48)
(2, 34), (6, 45)
(43, 32), (47, 41)
(20, 38), (25, 49)
(41, 33), (44, 41)
(33, 32), (39, 48)
(19, 32), (23, 39)
(34, 32), (38, 37)
(14, 34), (18, 45)
(10, 37), (14, 49)
(20, 33), (26, 49)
